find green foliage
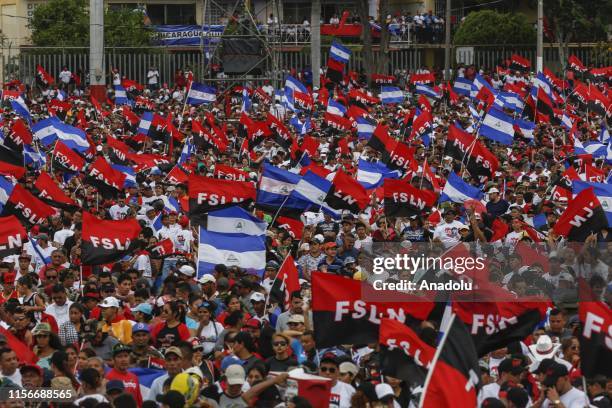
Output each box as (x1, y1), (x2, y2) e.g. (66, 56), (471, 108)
(453, 10), (536, 45)
(104, 8), (154, 48)
(29, 0), (89, 47)
(543, 0), (611, 43)
(29, 0), (154, 48)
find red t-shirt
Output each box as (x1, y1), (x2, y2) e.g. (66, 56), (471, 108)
(106, 368), (143, 407)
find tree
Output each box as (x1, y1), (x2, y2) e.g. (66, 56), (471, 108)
(356, 0), (392, 85)
(543, 0), (611, 68)
(105, 8), (154, 48)
(453, 10), (536, 46)
(29, 0), (89, 47)
(30, 0), (154, 48)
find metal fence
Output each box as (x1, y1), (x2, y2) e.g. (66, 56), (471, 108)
(1, 44), (607, 86)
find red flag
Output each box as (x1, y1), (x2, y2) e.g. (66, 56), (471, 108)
(150, 238), (177, 257)
(553, 187), (607, 241)
(34, 171), (78, 209)
(6, 184), (55, 225)
(81, 211), (142, 265)
(53, 141), (85, 172)
(278, 255), (300, 309)
(0, 215), (28, 259)
(324, 112), (352, 131)
(418, 94), (432, 112)
(121, 106), (140, 126)
(509, 54), (531, 71)
(409, 73), (435, 84)
(325, 170), (369, 212)
(490, 218), (509, 242)
(293, 91), (313, 111)
(275, 216), (304, 239)
(188, 174), (256, 215)
(568, 55), (587, 73)
(121, 78), (144, 92)
(166, 166), (189, 185)
(447, 81), (459, 105)
(9, 118), (32, 146)
(214, 164), (250, 181)
(409, 109), (433, 141)
(0, 327), (37, 364)
(106, 135), (131, 164)
(423, 160), (440, 192)
(371, 74), (395, 84)
(348, 88), (379, 105)
(36, 65), (54, 85)
(88, 156), (126, 191)
(127, 153), (171, 173)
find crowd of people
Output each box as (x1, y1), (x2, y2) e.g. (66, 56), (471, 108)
(0, 52), (608, 408)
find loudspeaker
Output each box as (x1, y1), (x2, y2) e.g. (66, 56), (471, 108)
(221, 38), (265, 74)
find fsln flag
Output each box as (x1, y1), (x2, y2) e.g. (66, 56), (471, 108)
(81, 211), (141, 265)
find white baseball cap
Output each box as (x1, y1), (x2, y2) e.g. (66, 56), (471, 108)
(225, 364), (245, 385)
(198, 274), (216, 284)
(99, 297), (120, 308)
(178, 265), (195, 277)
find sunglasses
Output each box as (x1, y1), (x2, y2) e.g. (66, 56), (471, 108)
(46, 276), (58, 280)
(272, 341), (287, 347)
(320, 367), (337, 373)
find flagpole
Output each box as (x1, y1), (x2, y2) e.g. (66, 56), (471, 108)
(179, 81), (194, 130)
(418, 313), (456, 408)
(263, 255), (290, 312)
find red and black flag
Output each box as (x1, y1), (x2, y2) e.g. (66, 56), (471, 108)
(324, 170), (369, 213)
(5, 119), (32, 151)
(568, 55), (587, 73)
(106, 135), (132, 165)
(311, 272), (434, 347)
(149, 238), (177, 258)
(588, 84), (611, 117)
(326, 57), (345, 84)
(348, 88), (379, 107)
(128, 153), (171, 173)
(551, 166), (579, 201)
(33, 171), (78, 211)
(0, 215), (27, 259)
(324, 112), (353, 131)
(409, 73), (435, 85)
(188, 174), (256, 218)
(535, 87), (555, 123)
(444, 124), (498, 179)
(452, 299), (549, 356)
(3, 184), (55, 226)
(589, 67), (610, 83)
(36, 65), (54, 86)
(578, 301), (611, 376)
(147, 113), (168, 141)
(214, 164), (250, 181)
(366, 124), (396, 162)
(272, 255), (300, 309)
(192, 120), (227, 153)
(86, 156), (126, 198)
(419, 314), (481, 408)
(553, 187), (608, 241)
(81, 211), (141, 265)
(371, 74), (396, 84)
(266, 113), (293, 150)
(386, 141), (417, 174)
(570, 81), (589, 107)
(121, 78), (144, 92)
(293, 90), (313, 111)
(274, 215), (304, 239)
(509, 54), (530, 72)
(408, 109), (433, 142)
(0, 144), (25, 180)
(384, 178), (437, 217)
(166, 165), (189, 185)
(53, 141), (85, 172)
(379, 318), (435, 385)
(121, 106), (140, 133)
(48, 99), (71, 121)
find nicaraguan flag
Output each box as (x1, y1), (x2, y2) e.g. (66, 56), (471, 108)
(415, 83), (441, 99)
(138, 112), (152, 135)
(583, 142), (607, 158)
(53, 121), (90, 153)
(329, 41), (351, 64)
(380, 86), (404, 104)
(29, 234), (52, 265)
(531, 72), (554, 100)
(284, 75), (308, 94)
(11, 97), (31, 124)
(326, 99), (347, 116)
(289, 115), (310, 135)
(186, 82), (216, 105)
(440, 172), (484, 203)
(468, 103), (481, 122)
(288, 170), (339, 217)
(128, 368), (166, 401)
(599, 126), (609, 144)
(178, 138), (194, 165)
(479, 108), (515, 145)
(573, 180), (612, 226)
(24, 145), (47, 169)
(110, 164), (137, 188)
(114, 85), (129, 105)
(256, 163), (301, 209)
(453, 77), (473, 96)
(356, 117), (375, 139)
(207, 206), (267, 236)
(471, 73), (494, 98)
(514, 118), (535, 140)
(151, 212), (164, 234)
(197, 227), (266, 277)
(525, 213), (548, 231)
(241, 88), (252, 112)
(494, 91), (523, 112)
(356, 159), (400, 190)
(0, 176), (14, 213)
(163, 196), (181, 213)
(561, 112), (573, 130)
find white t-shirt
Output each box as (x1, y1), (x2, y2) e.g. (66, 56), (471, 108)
(199, 321), (224, 355)
(477, 382), (500, 406)
(45, 300), (74, 327)
(542, 387), (588, 408)
(147, 70), (159, 85)
(433, 220), (464, 248)
(329, 381), (355, 408)
(354, 235), (373, 255)
(172, 229), (194, 253)
(53, 229), (74, 245)
(109, 204), (130, 220)
(59, 70), (72, 84)
(74, 394), (108, 405)
(134, 254), (152, 278)
(504, 231), (523, 248)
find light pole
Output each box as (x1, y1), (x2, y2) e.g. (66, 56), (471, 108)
(90, 0), (106, 101)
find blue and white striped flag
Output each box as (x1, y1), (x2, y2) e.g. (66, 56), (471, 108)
(356, 117), (375, 139)
(479, 108), (515, 145)
(186, 82), (216, 105)
(380, 86), (404, 104)
(28, 234), (52, 265)
(241, 88), (252, 112)
(356, 159), (401, 190)
(326, 99), (347, 116)
(329, 41), (351, 64)
(514, 118), (535, 140)
(439, 172), (484, 203)
(288, 170), (339, 217)
(453, 78), (473, 96)
(32, 117), (89, 153)
(256, 163), (302, 210)
(207, 206), (267, 236)
(114, 85), (129, 105)
(23, 145), (47, 169)
(0, 176), (14, 214)
(11, 97), (31, 124)
(138, 112), (152, 135)
(197, 227), (266, 277)
(415, 83), (441, 99)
